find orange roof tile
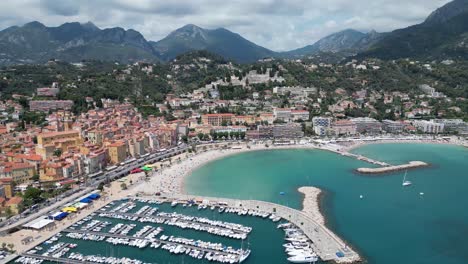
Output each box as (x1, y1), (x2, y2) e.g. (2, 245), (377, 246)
(5, 196), (22, 205)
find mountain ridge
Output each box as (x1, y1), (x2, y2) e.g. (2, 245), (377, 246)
(281, 29), (384, 58)
(0, 21), (158, 65)
(359, 0), (468, 59)
(0, 0), (467, 65)
(150, 24), (275, 63)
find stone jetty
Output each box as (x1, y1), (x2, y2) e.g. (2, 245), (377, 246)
(356, 161), (429, 174)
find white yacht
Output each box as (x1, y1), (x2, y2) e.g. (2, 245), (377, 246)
(402, 170), (412, 187)
(287, 253), (319, 263)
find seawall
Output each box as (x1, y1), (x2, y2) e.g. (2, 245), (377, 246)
(356, 161), (429, 174)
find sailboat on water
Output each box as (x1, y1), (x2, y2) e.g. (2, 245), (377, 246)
(402, 170), (412, 187)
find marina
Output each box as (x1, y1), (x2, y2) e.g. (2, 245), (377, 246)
(12, 194), (359, 264)
(140, 194), (360, 263)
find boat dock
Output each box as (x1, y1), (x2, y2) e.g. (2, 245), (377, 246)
(356, 161), (429, 174)
(340, 152), (390, 166)
(99, 211), (250, 237)
(142, 194), (361, 263)
(321, 144), (432, 174)
(61, 228), (246, 259)
(13, 193), (360, 264)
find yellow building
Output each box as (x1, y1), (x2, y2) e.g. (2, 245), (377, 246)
(39, 162), (64, 182)
(202, 114), (235, 126)
(36, 130), (83, 159)
(107, 142), (127, 164)
(2, 163), (36, 184)
(0, 178), (14, 198)
(5, 196), (22, 214)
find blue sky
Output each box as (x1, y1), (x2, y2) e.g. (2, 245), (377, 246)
(0, 0), (452, 51)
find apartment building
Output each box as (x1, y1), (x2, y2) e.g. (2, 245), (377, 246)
(107, 141), (127, 164)
(350, 117), (382, 134)
(413, 120), (444, 134)
(312, 116), (332, 136)
(201, 114), (235, 126)
(332, 120), (357, 136)
(36, 130), (83, 159)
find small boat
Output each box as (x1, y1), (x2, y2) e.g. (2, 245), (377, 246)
(239, 249), (251, 263)
(287, 249), (314, 256)
(287, 253), (319, 263)
(277, 222), (292, 229)
(402, 170), (412, 187)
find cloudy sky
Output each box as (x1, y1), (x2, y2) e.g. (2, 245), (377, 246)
(0, 0), (451, 51)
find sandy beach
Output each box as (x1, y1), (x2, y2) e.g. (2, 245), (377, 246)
(136, 143), (321, 195)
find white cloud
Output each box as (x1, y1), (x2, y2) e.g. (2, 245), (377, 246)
(0, 0), (453, 51)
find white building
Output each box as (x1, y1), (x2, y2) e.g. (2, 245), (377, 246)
(312, 116), (332, 136)
(291, 110), (310, 121)
(430, 119), (466, 134)
(273, 108), (292, 122)
(413, 120), (444, 134)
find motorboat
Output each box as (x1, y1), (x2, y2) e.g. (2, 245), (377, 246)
(287, 253), (319, 263)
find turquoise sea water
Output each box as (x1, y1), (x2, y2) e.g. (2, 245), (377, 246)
(186, 144), (468, 264)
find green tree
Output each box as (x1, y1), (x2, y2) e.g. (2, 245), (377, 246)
(31, 174), (40, 181)
(23, 187), (43, 205)
(53, 149), (62, 157)
(5, 207), (13, 217)
(197, 133), (204, 141)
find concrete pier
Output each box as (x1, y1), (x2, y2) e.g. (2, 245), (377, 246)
(20, 253), (93, 264)
(141, 194), (361, 263)
(61, 229), (244, 257)
(356, 161), (429, 174)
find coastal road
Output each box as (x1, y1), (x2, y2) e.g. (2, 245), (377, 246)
(0, 145), (187, 234)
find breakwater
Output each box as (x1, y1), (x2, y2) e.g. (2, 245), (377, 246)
(356, 161), (429, 174)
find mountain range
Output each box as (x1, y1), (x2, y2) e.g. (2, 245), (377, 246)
(0, 0), (467, 64)
(0, 21), (158, 65)
(360, 0), (468, 59)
